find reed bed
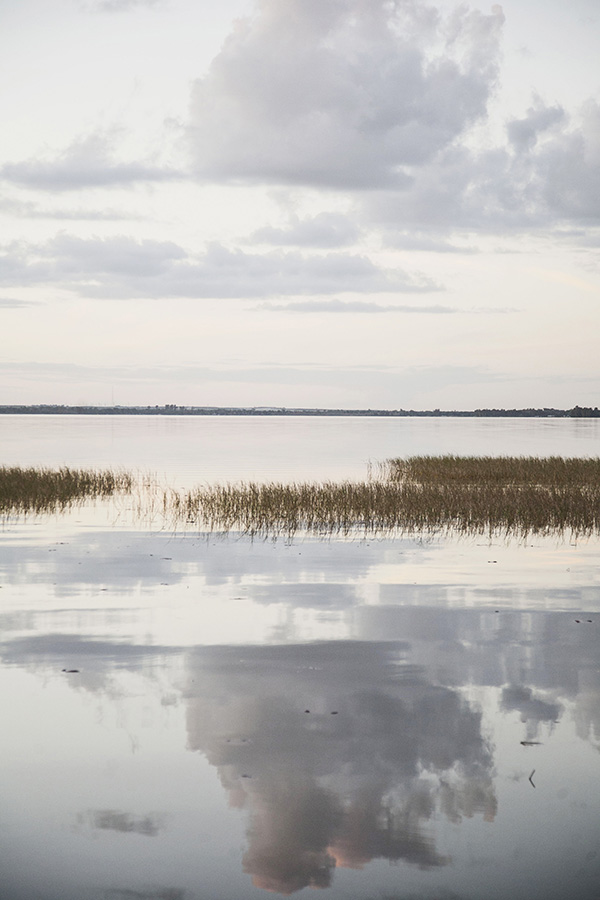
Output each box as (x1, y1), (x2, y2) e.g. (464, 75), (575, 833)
(0, 465), (133, 516)
(385, 455), (600, 487)
(3, 457), (599, 537)
(162, 456), (600, 538)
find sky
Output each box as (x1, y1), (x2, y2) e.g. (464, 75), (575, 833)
(0, 0), (599, 410)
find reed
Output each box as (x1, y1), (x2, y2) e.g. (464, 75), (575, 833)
(3, 457), (599, 538)
(0, 465), (133, 515)
(385, 455), (600, 487)
(162, 456), (600, 538)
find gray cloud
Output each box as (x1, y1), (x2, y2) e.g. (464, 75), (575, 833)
(506, 98), (567, 153)
(369, 99), (600, 233)
(383, 232), (478, 253)
(0, 234), (439, 299)
(248, 212), (361, 248)
(0, 296), (36, 308)
(189, 0), (505, 189)
(1, 133), (181, 192)
(186, 0), (599, 236)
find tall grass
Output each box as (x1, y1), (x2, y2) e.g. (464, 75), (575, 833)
(3, 457), (599, 538)
(0, 466), (133, 516)
(192, 481), (598, 536)
(160, 456), (600, 538)
(385, 455), (600, 487)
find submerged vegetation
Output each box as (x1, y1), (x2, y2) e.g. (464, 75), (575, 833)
(0, 466), (133, 516)
(2, 457), (600, 537)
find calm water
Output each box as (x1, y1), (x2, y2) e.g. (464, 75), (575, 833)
(2, 414), (600, 485)
(1, 417), (600, 900)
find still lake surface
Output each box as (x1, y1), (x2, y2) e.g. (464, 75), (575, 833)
(1, 416), (600, 900)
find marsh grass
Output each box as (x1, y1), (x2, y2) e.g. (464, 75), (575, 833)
(385, 455), (600, 487)
(161, 455), (600, 538)
(3, 457), (599, 538)
(0, 466), (133, 516)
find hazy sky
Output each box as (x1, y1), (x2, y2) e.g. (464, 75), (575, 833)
(1, 0), (599, 409)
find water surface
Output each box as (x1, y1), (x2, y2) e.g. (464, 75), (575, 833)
(1, 417), (599, 900)
(2, 414), (599, 486)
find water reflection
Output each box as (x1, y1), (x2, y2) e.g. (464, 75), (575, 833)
(500, 686), (561, 740)
(80, 809), (164, 837)
(1, 525), (600, 899)
(104, 891), (184, 900)
(184, 642), (495, 893)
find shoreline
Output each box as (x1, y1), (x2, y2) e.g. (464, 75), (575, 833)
(1, 404), (598, 418)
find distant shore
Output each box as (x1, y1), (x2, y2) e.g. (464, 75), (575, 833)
(1, 404), (598, 418)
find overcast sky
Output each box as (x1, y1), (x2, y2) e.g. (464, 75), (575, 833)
(1, 0), (599, 409)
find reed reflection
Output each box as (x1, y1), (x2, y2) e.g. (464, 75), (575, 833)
(184, 641), (496, 894)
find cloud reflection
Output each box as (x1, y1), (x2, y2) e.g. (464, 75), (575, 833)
(501, 685), (561, 741)
(184, 641), (495, 893)
(104, 890), (184, 900)
(80, 809), (164, 836)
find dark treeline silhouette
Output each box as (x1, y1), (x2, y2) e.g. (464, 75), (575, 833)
(1, 404), (599, 418)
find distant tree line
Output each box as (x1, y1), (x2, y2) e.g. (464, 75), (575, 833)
(1, 404), (599, 418)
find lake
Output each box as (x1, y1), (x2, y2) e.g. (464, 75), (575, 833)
(1, 416), (599, 900)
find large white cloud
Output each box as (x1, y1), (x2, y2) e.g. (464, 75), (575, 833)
(189, 0), (505, 189)
(187, 0), (600, 236)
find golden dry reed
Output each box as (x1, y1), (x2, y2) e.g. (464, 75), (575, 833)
(162, 456), (600, 538)
(3, 457), (600, 538)
(0, 466), (133, 516)
(385, 455), (600, 487)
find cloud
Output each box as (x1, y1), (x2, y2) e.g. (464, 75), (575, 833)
(0, 361), (513, 414)
(0, 234), (440, 299)
(248, 212), (361, 248)
(383, 232), (478, 253)
(1, 193), (140, 221)
(260, 299), (456, 313)
(186, 0), (600, 236)
(1, 133), (181, 192)
(369, 99), (600, 232)
(0, 296), (36, 308)
(84, 0), (164, 12)
(506, 97), (566, 153)
(189, 0), (505, 189)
